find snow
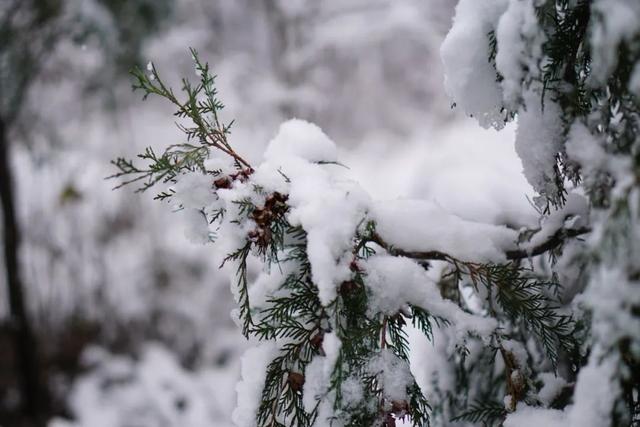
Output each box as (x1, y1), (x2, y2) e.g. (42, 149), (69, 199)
(514, 90), (563, 198)
(504, 404), (566, 427)
(495, 0), (543, 109)
(181, 208), (211, 244)
(537, 372), (567, 407)
(364, 255), (497, 337)
(232, 342), (278, 427)
(173, 172), (215, 210)
(502, 339), (528, 369)
(20, 0), (637, 425)
(302, 332), (342, 413)
(441, 0), (508, 129)
(340, 120), (538, 229)
(367, 349), (413, 402)
(371, 199), (518, 263)
(50, 344), (239, 427)
(578, 252), (640, 351)
(589, 0), (640, 85)
(263, 119), (338, 164)
(257, 119), (371, 306)
(567, 350), (621, 427)
(566, 122), (607, 174)
(523, 193), (589, 253)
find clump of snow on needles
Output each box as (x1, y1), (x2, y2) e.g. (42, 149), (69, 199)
(441, 0), (508, 129)
(537, 372), (567, 407)
(233, 342), (278, 427)
(514, 90), (564, 199)
(255, 119), (370, 305)
(364, 254), (496, 337)
(371, 199), (518, 263)
(494, 0), (544, 109)
(303, 332), (341, 413)
(504, 404), (566, 427)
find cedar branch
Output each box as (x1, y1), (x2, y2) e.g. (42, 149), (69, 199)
(370, 227), (590, 263)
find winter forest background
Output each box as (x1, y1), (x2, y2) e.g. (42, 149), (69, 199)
(1, 1), (639, 427)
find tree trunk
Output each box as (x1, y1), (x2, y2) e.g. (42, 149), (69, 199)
(0, 115), (45, 425)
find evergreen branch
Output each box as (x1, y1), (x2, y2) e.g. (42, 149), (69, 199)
(111, 49), (252, 196)
(370, 227), (590, 262)
(222, 242), (253, 337)
(475, 264), (576, 368)
(450, 400), (506, 426)
(504, 227), (590, 260)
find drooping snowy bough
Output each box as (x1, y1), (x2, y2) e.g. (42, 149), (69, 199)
(113, 0), (640, 421)
(441, 1), (640, 426)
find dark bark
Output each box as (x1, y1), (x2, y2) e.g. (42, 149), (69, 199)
(0, 115), (46, 425)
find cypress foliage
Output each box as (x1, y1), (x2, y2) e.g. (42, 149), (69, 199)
(111, 41), (614, 425)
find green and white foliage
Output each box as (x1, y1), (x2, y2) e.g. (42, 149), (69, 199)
(113, 47), (598, 426)
(443, 0), (640, 425)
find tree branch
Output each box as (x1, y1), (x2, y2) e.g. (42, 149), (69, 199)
(0, 115), (47, 425)
(504, 227), (590, 260)
(370, 227), (591, 263)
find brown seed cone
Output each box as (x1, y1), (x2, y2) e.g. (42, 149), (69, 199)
(287, 371), (305, 392)
(213, 177), (231, 189)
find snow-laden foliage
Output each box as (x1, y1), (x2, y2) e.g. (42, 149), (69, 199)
(442, 0), (640, 425)
(113, 46), (600, 426)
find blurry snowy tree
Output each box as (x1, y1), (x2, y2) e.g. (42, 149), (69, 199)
(0, 0), (170, 424)
(162, 0), (456, 141)
(114, 1), (640, 426)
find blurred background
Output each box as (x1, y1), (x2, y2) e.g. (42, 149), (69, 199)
(0, 1), (535, 426)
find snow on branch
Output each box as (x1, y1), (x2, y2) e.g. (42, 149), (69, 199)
(111, 50), (590, 427)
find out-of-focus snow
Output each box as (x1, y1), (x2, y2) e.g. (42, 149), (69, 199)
(50, 344), (239, 427)
(341, 120), (537, 229)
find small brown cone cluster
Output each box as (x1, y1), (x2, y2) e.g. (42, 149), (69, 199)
(248, 192), (289, 249)
(339, 259), (364, 297)
(287, 371), (305, 393)
(212, 167), (254, 190)
(310, 331), (325, 356)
